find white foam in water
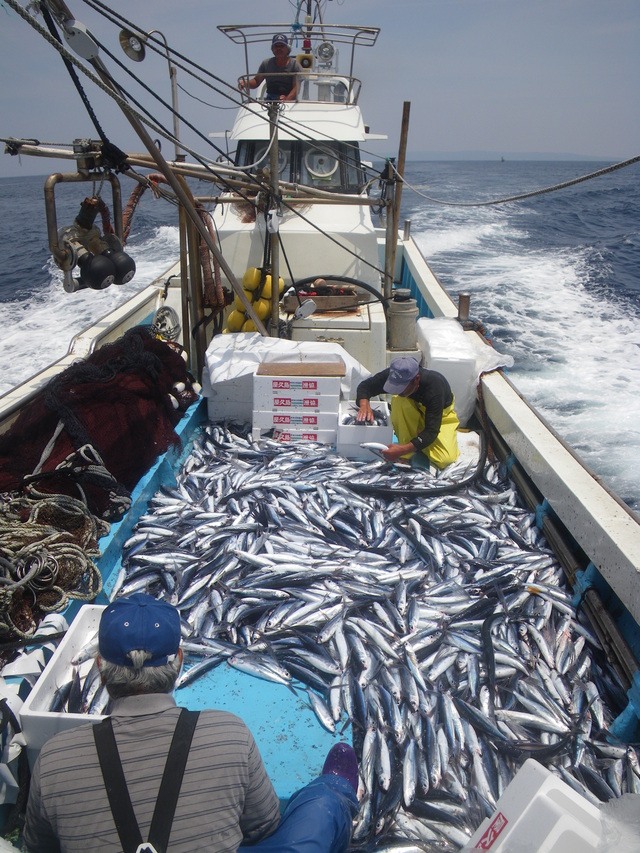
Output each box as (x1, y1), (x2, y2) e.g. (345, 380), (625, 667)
(413, 217), (510, 256)
(0, 225), (179, 397)
(416, 214), (640, 513)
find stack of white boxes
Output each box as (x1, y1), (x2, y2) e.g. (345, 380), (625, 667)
(252, 362), (344, 444)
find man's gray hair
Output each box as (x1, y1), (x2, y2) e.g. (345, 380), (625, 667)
(98, 651), (181, 699)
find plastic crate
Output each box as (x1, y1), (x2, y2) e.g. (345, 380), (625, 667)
(336, 400), (392, 460)
(461, 759), (602, 852)
(19, 605), (106, 768)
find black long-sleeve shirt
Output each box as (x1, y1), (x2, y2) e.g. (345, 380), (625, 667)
(356, 367), (453, 450)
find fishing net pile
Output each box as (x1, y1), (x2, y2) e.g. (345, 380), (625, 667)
(94, 423), (639, 849)
(0, 328), (199, 641)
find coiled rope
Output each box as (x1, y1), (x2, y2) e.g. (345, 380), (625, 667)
(0, 494), (104, 639)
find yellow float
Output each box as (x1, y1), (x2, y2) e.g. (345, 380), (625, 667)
(225, 309), (246, 332)
(224, 269), (285, 333)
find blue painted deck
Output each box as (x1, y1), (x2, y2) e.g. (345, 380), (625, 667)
(176, 666), (340, 803)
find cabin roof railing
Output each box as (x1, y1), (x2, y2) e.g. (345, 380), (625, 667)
(218, 22), (379, 86)
(236, 72), (362, 106)
(217, 23), (380, 49)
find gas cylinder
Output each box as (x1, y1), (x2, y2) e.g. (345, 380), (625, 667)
(387, 288), (419, 350)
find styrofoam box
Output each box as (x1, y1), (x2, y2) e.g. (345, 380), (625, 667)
(253, 382), (341, 414)
(253, 409), (339, 431)
(202, 366), (253, 425)
(336, 400), (392, 460)
(253, 427), (337, 445)
(416, 318), (478, 427)
(461, 759), (602, 853)
(19, 605), (106, 768)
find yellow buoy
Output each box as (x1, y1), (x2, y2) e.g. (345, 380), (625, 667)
(254, 298), (271, 320)
(226, 309), (246, 332)
(241, 318), (258, 333)
(242, 267), (262, 291)
(261, 275), (284, 299)
(234, 289), (254, 311)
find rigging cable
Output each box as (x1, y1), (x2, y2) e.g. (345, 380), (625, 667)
(393, 156), (640, 208)
(37, 1), (127, 171)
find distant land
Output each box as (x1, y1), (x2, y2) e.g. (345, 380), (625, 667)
(404, 150), (617, 162)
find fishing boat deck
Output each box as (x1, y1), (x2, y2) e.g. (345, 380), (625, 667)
(84, 397), (640, 842)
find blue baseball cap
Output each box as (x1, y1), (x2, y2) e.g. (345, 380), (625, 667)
(383, 356), (420, 395)
(99, 594), (181, 667)
(271, 33), (290, 50)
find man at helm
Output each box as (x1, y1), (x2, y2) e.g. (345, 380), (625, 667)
(239, 33), (303, 101)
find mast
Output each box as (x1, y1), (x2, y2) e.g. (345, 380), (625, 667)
(268, 102), (280, 337)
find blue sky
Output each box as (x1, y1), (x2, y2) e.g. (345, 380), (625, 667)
(1, 0), (639, 177)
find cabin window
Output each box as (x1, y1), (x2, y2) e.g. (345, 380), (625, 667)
(235, 141), (294, 181)
(235, 141), (365, 193)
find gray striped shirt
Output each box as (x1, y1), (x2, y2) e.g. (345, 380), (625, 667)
(24, 694), (281, 852)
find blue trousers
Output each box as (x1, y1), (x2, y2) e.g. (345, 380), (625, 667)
(240, 775), (358, 853)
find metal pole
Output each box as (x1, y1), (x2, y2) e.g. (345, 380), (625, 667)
(268, 102), (280, 337)
(388, 101), (410, 283)
(383, 161), (395, 300)
(185, 211), (206, 377)
(178, 205), (191, 364)
(392, 102), (410, 234)
(457, 292), (471, 323)
(148, 30), (182, 162)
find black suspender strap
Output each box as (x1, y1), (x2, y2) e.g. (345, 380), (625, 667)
(93, 709), (200, 853)
(148, 709), (199, 853)
(93, 716), (143, 852)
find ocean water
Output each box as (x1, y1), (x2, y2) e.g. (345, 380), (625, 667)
(1, 161), (639, 512)
(401, 160), (640, 514)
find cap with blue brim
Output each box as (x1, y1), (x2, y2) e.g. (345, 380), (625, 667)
(383, 356), (420, 395)
(99, 593), (181, 667)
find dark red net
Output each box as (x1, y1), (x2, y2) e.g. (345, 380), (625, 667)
(0, 328), (199, 520)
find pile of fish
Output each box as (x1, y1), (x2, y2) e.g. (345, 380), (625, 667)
(107, 425), (639, 849)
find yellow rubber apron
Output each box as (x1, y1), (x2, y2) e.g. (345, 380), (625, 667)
(390, 395), (460, 469)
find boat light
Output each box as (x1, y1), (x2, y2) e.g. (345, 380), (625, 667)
(119, 29), (147, 62)
(317, 41), (335, 62)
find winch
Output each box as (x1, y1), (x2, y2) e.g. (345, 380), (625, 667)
(44, 163), (136, 294)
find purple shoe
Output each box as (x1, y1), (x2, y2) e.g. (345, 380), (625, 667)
(322, 742), (358, 792)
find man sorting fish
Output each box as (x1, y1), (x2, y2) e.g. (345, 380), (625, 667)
(356, 355), (460, 468)
(24, 594), (358, 853)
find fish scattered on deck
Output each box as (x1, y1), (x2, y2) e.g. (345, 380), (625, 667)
(50, 424), (640, 849)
